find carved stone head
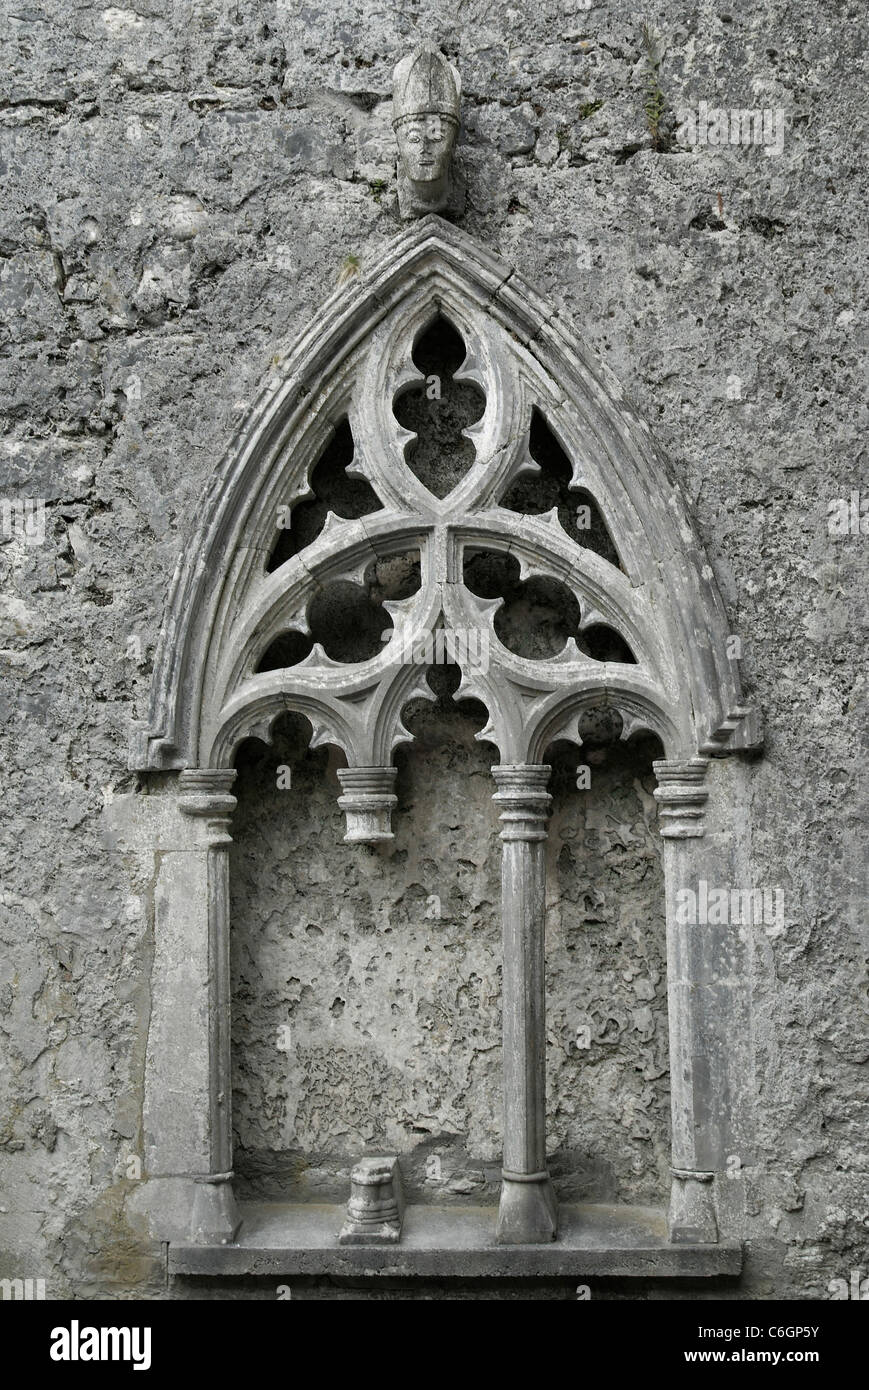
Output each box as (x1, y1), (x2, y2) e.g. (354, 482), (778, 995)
(392, 44), (461, 217)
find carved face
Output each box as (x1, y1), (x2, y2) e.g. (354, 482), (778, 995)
(396, 114), (456, 183)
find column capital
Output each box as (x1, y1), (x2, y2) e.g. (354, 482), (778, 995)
(652, 757), (709, 838)
(178, 769), (237, 845)
(492, 764), (552, 842)
(337, 766), (398, 844)
(178, 768), (237, 816)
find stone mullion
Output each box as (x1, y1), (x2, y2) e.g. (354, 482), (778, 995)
(178, 768), (242, 1245)
(653, 756), (719, 1244)
(492, 764), (558, 1243)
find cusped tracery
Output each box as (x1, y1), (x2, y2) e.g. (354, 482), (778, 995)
(135, 221), (758, 783)
(203, 304), (672, 783)
(266, 418), (383, 573)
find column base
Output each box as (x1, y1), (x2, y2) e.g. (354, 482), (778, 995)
(496, 1171), (558, 1244)
(668, 1168), (718, 1244)
(338, 1157), (404, 1245)
(190, 1174), (242, 1246)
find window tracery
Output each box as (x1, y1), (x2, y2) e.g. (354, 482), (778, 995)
(132, 218), (760, 1264)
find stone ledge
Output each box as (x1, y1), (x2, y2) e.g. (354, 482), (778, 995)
(169, 1201), (742, 1279)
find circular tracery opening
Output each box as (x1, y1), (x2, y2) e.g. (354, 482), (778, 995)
(462, 548), (636, 663)
(256, 550), (422, 670)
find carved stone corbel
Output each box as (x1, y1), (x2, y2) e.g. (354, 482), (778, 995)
(392, 44), (463, 219)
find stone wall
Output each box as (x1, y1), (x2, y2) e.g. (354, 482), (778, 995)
(230, 712), (668, 1211)
(1, 0), (866, 1298)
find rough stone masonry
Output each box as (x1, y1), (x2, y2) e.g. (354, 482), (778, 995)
(0, 0), (866, 1300)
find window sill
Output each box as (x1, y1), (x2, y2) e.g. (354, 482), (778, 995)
(169, 1200), (742, 1279)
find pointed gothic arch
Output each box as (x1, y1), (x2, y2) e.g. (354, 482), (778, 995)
(131, 215), (758, 778)
(134, 216), (759, 1276)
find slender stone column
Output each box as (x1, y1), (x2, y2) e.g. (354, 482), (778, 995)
(653, 757), (718, 1244)
(492, 765), (558, 1243)
(178, 768), (241, 1245)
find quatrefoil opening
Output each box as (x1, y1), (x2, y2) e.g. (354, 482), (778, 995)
(393, 315), (486, 500)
